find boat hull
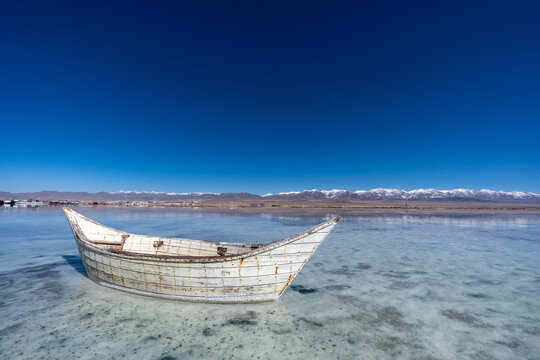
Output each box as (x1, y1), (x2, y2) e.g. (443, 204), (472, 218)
(66, 209), (339, 303)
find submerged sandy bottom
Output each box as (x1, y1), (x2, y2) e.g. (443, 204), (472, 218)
(1, 207), (539, 359)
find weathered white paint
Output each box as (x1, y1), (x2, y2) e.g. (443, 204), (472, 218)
(64, 208), (339, 303)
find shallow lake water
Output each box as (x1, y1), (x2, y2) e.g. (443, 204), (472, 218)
(1, 207), (539, 360)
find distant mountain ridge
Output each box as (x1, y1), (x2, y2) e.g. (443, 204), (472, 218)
(262, 188), (540, 201)
(1, 188), (539, 202)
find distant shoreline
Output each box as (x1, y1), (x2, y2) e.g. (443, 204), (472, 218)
(6, 200), (539, 214)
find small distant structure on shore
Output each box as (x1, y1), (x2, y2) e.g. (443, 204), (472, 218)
(2, 199), (17, 207)
(16, 200), (49, 208)
(49, 201), (80, 206)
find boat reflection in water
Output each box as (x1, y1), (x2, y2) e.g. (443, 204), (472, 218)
(61, 274), (315, 359)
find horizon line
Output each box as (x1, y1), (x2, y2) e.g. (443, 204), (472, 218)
(2, 187), (539, 196)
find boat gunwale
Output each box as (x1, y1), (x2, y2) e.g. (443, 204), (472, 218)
(64, 207), (340, 263)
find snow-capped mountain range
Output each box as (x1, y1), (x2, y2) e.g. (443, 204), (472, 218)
(3, 188), (537, 202)
(0, 189), (540, 202)
(261, 188), (540, 201)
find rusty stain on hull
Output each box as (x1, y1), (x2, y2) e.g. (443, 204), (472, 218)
(63, 208), (340, 303)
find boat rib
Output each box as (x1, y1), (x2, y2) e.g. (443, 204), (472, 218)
(64, 208), (340, 302)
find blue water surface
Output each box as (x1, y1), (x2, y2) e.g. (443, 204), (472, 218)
(0, 207), (539, 359)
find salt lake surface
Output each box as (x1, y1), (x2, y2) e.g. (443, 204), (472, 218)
(1, 207), (539, 360)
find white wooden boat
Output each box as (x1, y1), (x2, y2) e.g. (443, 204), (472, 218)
(64, 208), (340, 303)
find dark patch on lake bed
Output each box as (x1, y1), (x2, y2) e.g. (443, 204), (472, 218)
(224, 311), (258, 327)
(290, 284), (318, 294)
(356, 263), (371, 270)
(328, 265), (355, 276)
(202, 327), (215, 336)
(441, 309), (493, 328)
(466, 293), (489, 299)
(298, 317), (325, 327)
(352, 306), (412, 331)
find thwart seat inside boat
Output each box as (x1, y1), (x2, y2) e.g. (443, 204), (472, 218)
(70, 211), (262, 258)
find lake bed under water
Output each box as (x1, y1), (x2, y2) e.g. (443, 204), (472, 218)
(1, 207), (539, 359)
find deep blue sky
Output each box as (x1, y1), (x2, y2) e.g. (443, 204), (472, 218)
(1, 1), (539, 193)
